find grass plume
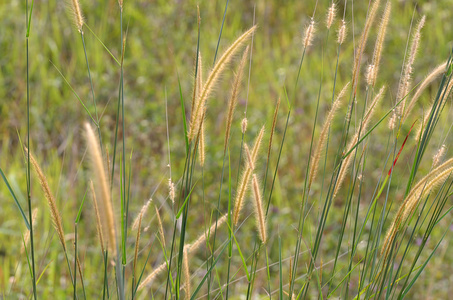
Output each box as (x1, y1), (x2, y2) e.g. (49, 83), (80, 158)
(84, 122), (117, 256)
(26, 148), (66, 252)
(224, 46), (249, 154)
(334, 86), (385, 199)
(366, 1), (391, 86)
(308, 82), (350, 191)
(188, 25), (257, 142)
(132, 199), (152, 231)
(251, 174), (267, 243)
(233, 125), (265, 225)
(90, 180), (105, 254)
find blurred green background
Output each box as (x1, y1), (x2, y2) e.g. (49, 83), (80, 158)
(2, 0), (453, 298)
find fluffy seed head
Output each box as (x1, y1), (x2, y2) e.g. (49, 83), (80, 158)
(169, 179), (175, 204)
(189, 214), (228, 253)
(433, 145), (447, 168)
(21, 208), (38, 253)
(352, 0), (381, 94)
(233, 126), (265, 225)
(309, 82), (350, 190)
(334, 86), (385, 199)
(241, 118), (248, 134)
(132, 199), (152, 231)
(381, 158), (453, 259)
(183, 247), (191, 299)
(189, 25), (257, 142)
(224, 46), (250, 154)
(337, 19), (347, 44)
(198, 120), (206, 167)
(403, 61), (447, 123)
(368, 1), (391, 87)
(303, 18), (316, 49)
(397, 16), (426, 118)
(26, 148), (66, 252)
(137, 262), (167, 290)
(155, 205), (166, 250)
(85, 122), (117, 256)
(251, 174), (267, 243)
(70, 0), (84, 32)
(326, 3), (336, 29)
(90, 180), (105, 254)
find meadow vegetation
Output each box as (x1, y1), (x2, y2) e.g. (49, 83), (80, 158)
(1, 0), (453, 298)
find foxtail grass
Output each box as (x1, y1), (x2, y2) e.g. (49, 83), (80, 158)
(325, 3), (336, 30)
(26, 149), (67, 252)
(309, 82), (350, 191)
(224, 46), (250, 154)
(85, 122), (117, 257)
(366, 1), (391, 87)
(233, 126), (265, 225)
(334, 85), (386, 199)
(251, 174), (267, 243)
(155, 205), (166, 250)
(403, 61), (448, 123)
(188, 25), (257, 142)
(352, 0), (380, 95)
(90, 180), (105, 254)
(132, 199), (152, 231)
(391, 15), (426, 128)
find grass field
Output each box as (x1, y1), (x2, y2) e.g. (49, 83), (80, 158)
(2, 0), (453, 298)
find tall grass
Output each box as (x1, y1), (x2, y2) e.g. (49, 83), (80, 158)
(2, 0), (453, 299)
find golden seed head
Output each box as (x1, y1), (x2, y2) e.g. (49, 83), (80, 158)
(188, 25), (257, 142)
(26, 148), (67, 252)
(155, 205), (166, 250)
(433, 145), (447, 168)
(168, 179), (175, 204)
(366, 64), (376, 86)
(337, 19), (347, 44)
(369, 1), (391, 87)
(303, 18), (316, 49)
(70, 0), (84, 33)
(132, 199), (152, 231)
(241, 117), (248, 134)
(252, 174), (267, 243)
(85, 122), (117, 257)
(326, 3), (336, 29)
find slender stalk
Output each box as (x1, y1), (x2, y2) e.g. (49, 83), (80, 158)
(80, 32), (103, 151)
(25, 0), (37, 297)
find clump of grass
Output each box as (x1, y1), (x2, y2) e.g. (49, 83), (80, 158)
(381, 158), (453, 260)
(334, 85), (386, 199)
